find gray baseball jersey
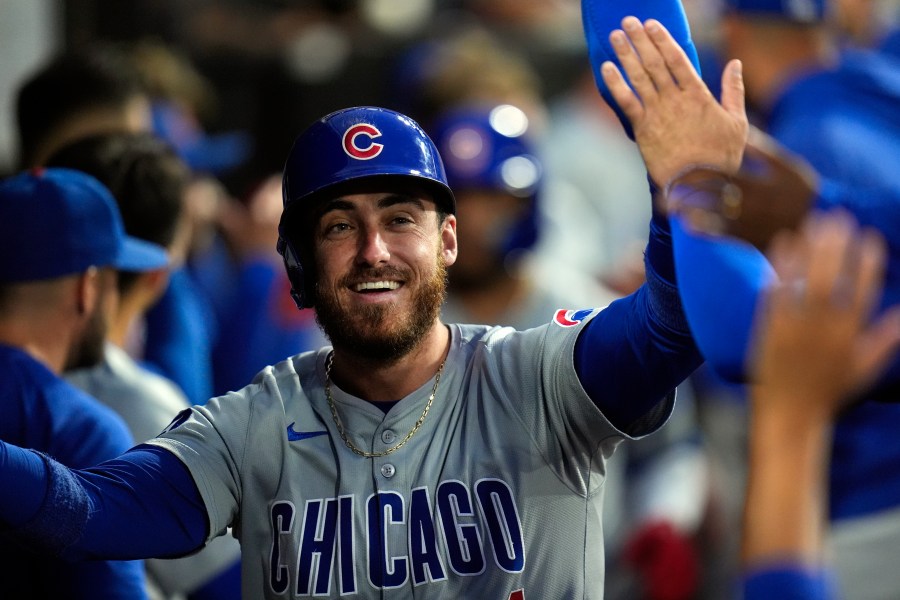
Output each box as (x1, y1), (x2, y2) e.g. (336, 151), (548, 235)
(148, 316), (674, 598)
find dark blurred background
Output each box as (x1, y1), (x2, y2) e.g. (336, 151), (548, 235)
(1, 0), (592, 183)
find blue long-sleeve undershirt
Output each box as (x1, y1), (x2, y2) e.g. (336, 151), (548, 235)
(1, 444), (241, 598)
(0, 444), (207, 560)
(577, 204), (702, 431)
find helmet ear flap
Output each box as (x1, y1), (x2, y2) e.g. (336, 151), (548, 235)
(276, 231), (314, 309)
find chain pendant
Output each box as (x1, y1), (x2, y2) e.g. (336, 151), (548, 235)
(324, 352), (445, 458)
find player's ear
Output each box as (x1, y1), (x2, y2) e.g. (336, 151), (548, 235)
(440, 213), (458, 267)
(74, 266), (100, 317)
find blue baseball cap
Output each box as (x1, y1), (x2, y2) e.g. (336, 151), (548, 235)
(0, 168), (170, 282)
(723, 0), (826, 22)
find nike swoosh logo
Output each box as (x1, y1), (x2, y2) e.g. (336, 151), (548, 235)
(287, 422), (328, 442)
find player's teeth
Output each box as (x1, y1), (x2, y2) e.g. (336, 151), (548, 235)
(355, 281), (399, 291)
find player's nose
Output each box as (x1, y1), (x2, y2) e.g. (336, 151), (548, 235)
(356, 227), (390, 266)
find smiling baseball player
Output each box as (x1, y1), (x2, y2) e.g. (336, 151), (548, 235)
(0, 16), (749, 598)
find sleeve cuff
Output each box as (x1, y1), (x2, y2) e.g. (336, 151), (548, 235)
(15, 453), (90, 555)
(743, 564), (837, 600)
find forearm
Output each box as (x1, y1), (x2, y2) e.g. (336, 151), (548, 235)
(742, 399), (832, 567)
(672, 177), (900, 385)
(576, 206), (702, 432)
(1, 442), (208, 561)
(672, 215), (774, 380)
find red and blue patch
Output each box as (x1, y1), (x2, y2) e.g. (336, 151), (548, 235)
(553, 308), (593, 328)
(342, 123), (384, 160)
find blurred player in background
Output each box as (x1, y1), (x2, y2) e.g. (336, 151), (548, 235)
(46, 132), (243, 600)
(15, 46), (152, 170)
(0, 168), (168, 599)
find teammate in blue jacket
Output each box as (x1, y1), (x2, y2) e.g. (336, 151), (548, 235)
(46, 132), (244, 600)
(0, 18), (748, 598)
(0, 167), (170, 599)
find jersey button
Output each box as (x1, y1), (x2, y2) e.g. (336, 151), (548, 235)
(381, 464), (396, 478)
(382, 430), (396, 444)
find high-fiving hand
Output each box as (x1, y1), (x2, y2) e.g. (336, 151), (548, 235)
(600, 17), (749, 188)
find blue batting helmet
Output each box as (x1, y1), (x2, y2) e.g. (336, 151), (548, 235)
(429, 104), (542, 255)
(277, 106), (454, 309)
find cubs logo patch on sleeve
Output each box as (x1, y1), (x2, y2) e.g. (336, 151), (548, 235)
(553, 309), (593, 328)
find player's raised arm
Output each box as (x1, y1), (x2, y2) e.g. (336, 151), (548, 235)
(581, 12), (777, 383)
(572, 17), (746, 429)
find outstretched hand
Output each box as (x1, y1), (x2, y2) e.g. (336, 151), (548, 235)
(600, 17), (748, 188)
(750, 212), (900, 417)
(739, 211), (900, 572)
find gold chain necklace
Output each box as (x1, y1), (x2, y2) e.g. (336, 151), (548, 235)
(325, 352), (445, 458)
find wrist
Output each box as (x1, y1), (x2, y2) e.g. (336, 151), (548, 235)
(663, 167), (741, 232)
(750, 399), (833, 449)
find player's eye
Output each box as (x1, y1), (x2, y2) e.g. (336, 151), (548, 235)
(386, 211), (418, 227)
(322, 221), (353, 237)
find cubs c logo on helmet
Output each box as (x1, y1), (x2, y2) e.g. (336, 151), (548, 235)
(343, 123), (384, 160)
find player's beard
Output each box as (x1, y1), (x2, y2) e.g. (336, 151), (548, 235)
(64, 302), (108, 371)
(315, 249), (448, 364)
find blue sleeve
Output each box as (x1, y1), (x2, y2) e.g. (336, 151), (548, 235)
(143, 267), (216, 405)
(0, 444), (148, 600)
(575, 207), (703, 431)
(581, 0), (701, 139)
(0, 441), (208, 561)
(743, 565), (837, 600)
(672, 215), (774, 380)
(0, 441), (51, 526)
(670, 179), (900, 385)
